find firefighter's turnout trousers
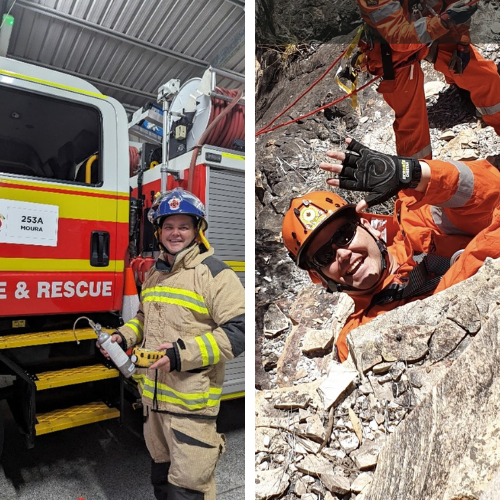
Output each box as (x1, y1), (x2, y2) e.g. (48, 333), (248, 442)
(369, 44), (500, 159)
(145, 407), (226, 500)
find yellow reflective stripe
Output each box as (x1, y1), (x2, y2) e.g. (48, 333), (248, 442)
(0, 258), (123, 272)
(223, 260), (245, 272)
(195, 333), (220, 366)
(221, 152), (245, 161)
(0, 183), (129, 223)
(195, 336), (209, 366)
(0, 69), (106, 99)
(124, 319), (143, 343)
(143, 295), (208, 314)
(142, 286), (208, 314)
(133, 374), (222, 410)
(206, 333), (220, 365)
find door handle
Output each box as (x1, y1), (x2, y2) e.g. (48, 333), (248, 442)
(90, 231), (110, 267)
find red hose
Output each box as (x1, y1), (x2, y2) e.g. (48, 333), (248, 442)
(187, 88), (244, 191)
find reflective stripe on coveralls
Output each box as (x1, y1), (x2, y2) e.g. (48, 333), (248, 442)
(477, 102), (500, 116)
(133, 374), (223, 410)
(141, 286), (209, 315)
(123, 318), (144, 343)
(362, 1), (401, 24)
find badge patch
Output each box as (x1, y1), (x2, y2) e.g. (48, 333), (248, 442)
(299, 205), (329, 230)
(366, 0), (379, 5)
(168, 197), (181, 210)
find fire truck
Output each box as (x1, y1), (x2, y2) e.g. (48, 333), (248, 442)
(0, 55), (245, 453)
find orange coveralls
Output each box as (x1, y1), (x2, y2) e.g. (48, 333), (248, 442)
(337, 157), (500, 362)
(357, 0), (500, 159)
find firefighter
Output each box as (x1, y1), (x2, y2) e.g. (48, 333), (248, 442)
(355, 0), (500, 159)
(282, 139), (500, 362)
(99, 188), (245, 500)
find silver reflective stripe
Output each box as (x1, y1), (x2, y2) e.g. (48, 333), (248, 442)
(435, 161), (474, 208)
(477, 102), (500, 116)
(410, 144), (432, 159)
(430, 206), (473, 236)
(414, 18), (432, 44)
(363, 1), (401, 24)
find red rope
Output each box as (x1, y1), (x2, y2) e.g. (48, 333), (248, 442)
(256, 42), (435, 138)
(255, 75), (381, 137)
(256, 45), (349, 135)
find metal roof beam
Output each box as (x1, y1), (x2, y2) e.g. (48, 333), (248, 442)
(224, 0), (245, 8)
(210, 28), (244, 69)
(16, 0), (224, 72)
(12, 55), (156, 100)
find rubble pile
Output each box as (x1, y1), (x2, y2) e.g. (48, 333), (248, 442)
(255, 258), (500, 499)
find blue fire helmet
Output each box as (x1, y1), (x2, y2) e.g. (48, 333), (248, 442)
(148, 188), (208, 231)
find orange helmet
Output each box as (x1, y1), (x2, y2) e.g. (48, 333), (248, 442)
(282, 191), (357, 269)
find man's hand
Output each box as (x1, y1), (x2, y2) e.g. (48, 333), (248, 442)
(440, 0), (478, 28)
(96, 333), (122, 360)
(448, 43), (471, 74)
(149, 342), (174, 371)
(319, 139), (421, 211)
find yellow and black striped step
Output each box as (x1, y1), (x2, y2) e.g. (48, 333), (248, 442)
(35, 401), (120, 436)
(35, 364), (119, 390)
(0, 328), (96, 349)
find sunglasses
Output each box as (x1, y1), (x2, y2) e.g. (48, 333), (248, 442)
(308, 221), (359, 269)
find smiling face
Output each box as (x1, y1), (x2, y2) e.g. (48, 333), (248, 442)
(160, 214), (197, 259)
(305, 216), (385, 293)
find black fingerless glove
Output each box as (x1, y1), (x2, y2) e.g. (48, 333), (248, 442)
(440, 0), (478, 27)
(339, 139), (422, 207)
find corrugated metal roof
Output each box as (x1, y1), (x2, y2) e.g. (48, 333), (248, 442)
(3, 0), (245, 112)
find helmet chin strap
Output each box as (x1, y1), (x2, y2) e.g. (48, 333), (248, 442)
(319, 225), (389, 294)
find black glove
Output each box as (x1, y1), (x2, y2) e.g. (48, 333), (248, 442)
(440, 1), (478, 27)
(339, 140), (422, 207)
(448, 44), (471, 74)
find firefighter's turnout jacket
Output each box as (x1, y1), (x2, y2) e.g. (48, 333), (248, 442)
(336, 157), (500, 362)
(119, 243), (245, 417)
(356, 0), (500, 159)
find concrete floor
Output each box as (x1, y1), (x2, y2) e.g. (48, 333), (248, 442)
(0, 398), (245, 499)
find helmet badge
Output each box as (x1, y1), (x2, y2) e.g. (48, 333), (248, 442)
(299, 205), (330, 231)
(168, 196), (181, 210)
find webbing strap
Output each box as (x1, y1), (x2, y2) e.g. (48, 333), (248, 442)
(381, 44), (395, 81)
(371, 254), (451, 306)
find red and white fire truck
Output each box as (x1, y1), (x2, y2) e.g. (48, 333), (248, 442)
(0, 55), (245, 452)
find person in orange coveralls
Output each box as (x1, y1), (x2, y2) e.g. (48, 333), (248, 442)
(282, 139), (500, 361)
(355, 0), (500, 159)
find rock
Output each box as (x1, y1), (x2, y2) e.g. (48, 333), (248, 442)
(428, 319), (467, 362)
(351, 472), (373, 493)
(439, 130), (455, 141)
(349, 407), (363, 443)
(351, 438), (385, 470)
(320, 472), (351, 495)
(424, 81), (446, 98)
(456, 149), (479, 161)
(317, 360), (359, 410)
(365, 266), (500, 499)
(491, 22), (500, 34)
(339, 432), (360, 453)
(381, 324), (433, 363)
(264, 303), (289, 337)
(294, 478), (308, 497)
(296, 413), (326, 441)
(274, 391), (311, 410)
(255, 467), (290, 500)
(302, 327), (334, 354)
(372, 362), (393, 375)
(296, 454), (332, 476)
